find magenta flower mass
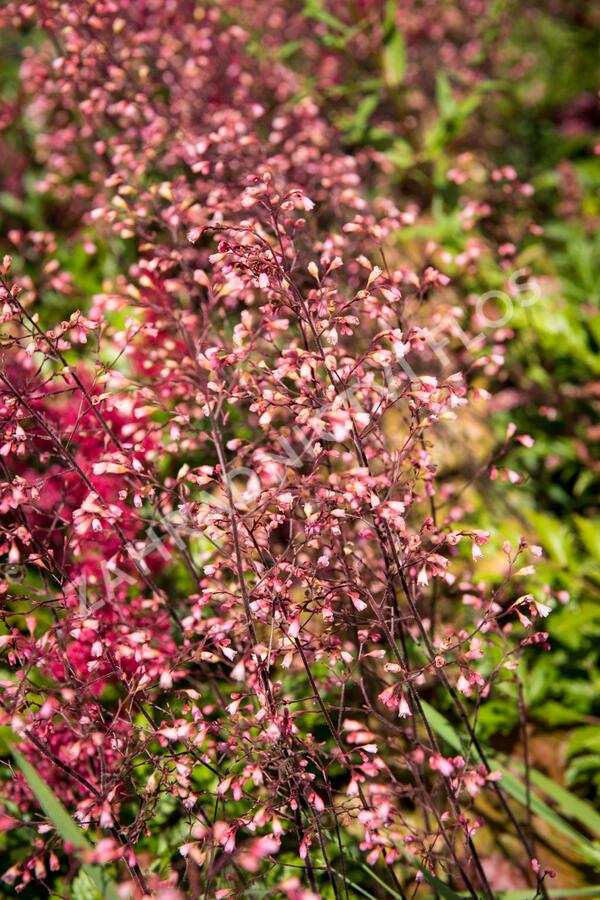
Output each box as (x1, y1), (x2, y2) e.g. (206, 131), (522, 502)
(0, 2), (599, 898)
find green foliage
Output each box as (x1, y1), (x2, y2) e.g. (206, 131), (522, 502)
(70, 870), (103, 900)
(382, 1), (406, 88)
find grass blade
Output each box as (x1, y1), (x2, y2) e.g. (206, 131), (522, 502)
(512, 761), (600, 838)
(494, 763), (596, 852)
(415, 866), (464, 900)
(360, 864), (406, 899)
(362, 857), (464, 900)
(499, 890), (600, 899)
(11, 748), (121, 900)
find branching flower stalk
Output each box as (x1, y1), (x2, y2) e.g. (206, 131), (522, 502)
(0, 2), (556, 897)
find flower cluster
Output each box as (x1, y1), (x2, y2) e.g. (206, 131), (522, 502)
(0, 2), (554, 897)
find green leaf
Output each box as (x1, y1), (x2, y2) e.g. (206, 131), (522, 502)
(415, 865), (464, 900)
(301, 0), (348, 33)
(11, 748), (121, 900)
(498, 890), (600, 899)
(334, 872), (378, 900)
(512, 761), (600, 838)
(71, 869), (103, 900)
(436, 72), (455, 118)
(339, 93), (380, 143)
(12, 749), (91, 850)
(362, 859), (464, 900)
(527, 511), (573, 567)
(568, 726), (600, 758)
(574, 515), (600, 562)
(494, 763), (597, 853)
(385, 138), (415, 169)
(383, 30), (406, 88)
(360, 865), (405, 899)
(532, 700), (588, 727)
(419, 700), (464, 756)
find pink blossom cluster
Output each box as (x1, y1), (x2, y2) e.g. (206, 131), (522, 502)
(0, 2), (551, 896)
